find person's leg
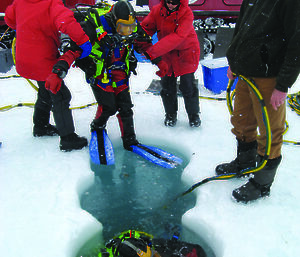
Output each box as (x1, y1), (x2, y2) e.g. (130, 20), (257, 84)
(215, 78), (258, 175)
(49, 80), (87, 151)
(179, 73), (201, 127)
(160, 74), (178, 126)
(50, 80), (75, 136)
(115, 87), (139, 150)
(33, 81), (58, 137)
(90, 81), (117, 131)
(233, 77), (285, 202)
(251, 77), (285, 159)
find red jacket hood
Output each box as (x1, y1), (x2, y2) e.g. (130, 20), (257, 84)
(159, 0), (190, 19)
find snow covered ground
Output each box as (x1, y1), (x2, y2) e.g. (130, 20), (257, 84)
(1, 61), (300, 257)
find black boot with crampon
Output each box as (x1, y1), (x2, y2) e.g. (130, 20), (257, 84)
(33, 107), (59, 137)
(232, 155), (282, 203)
(215, 139), (258, 176)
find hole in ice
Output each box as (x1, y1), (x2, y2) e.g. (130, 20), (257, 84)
(77, 145), (216, 257)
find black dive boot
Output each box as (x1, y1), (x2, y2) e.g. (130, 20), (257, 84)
(117, 114), (139, 151)
(215, 140), (257, 176)
(60, 133), (88, 151)
(164, 113), (177, 127)
(123, 134), (139, 151)
(90, 118), (107, 132)
(232, 155), (282, 203)
(33, 108), (59, 137)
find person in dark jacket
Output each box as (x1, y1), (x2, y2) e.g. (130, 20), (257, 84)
(5, 0), (92, 151)
(72, 0), (168, 151)
(141, 0), (201, 127)
(216, 0), (300, 202)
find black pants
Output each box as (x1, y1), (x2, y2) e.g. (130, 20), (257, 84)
(160, 73), (200, 115)
(34, 81), (75, 137)
(91, 83), (135, 138)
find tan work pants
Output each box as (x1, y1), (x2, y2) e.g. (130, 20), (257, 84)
(231, 77), (286, 159)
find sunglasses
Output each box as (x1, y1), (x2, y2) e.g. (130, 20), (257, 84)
(166, 0), (179, 5)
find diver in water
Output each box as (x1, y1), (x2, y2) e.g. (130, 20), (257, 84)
(97, 230), (207, 257)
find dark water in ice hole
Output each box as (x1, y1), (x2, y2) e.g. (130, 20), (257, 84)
(77, 145), (216, 257)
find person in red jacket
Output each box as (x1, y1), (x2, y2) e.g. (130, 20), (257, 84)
(141, 0), (201, 127)
(5, 0), (92, 151)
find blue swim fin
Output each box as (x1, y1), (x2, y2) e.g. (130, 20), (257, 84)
(131, 144), (183, 169)
(89, 130), (114, 165)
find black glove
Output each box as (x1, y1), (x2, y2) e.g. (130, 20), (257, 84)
(52, 60), (69, 79)
(101, 33), (123, 48)
(59, 35), (81, 54)
(144, 52), (168, 77)
(135, 23), (152, 43)
(75, 58), (96, 84)
(129, 54), (137, 75)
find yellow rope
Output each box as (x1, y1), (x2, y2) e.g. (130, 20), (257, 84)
(227, 78), (300, 146)
(0, 27), (10, 42)
(5, 38), (300, 146)
(174, 76), (273, 199)
(0, 103), (35, 112)
(0, 37), (98, 111)
(0, 102), (98, 112)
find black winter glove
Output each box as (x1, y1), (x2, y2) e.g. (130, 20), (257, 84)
(143, 51), (161, 65)
(75, 58), (96, 84)
(129, 54), (138, 75)
(135, 23), (152, 43)
(101, 33), (123, 48)
(143, 52), (168, 77)
(59, 35), (81, 54)
(52, 60), (69, 79)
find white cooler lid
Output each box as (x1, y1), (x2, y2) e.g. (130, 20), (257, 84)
(200, 57), (229, 69)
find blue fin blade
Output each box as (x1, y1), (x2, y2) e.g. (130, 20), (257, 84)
(131, 144), (182, 169)
(89, 130), (114, 165)
(139, 144), (183, 165)
(89, 131), (100, 164)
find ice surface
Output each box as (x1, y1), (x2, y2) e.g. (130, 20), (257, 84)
(1, 61), (300, 257)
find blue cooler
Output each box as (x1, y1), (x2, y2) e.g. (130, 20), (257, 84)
(201, 57), (236, 94)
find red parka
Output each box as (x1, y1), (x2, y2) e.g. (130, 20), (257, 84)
(4, 0), (89, 81)
(141, 0), (200, 77)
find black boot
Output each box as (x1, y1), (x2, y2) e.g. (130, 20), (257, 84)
(164, 113), (177, 127)
(90, 119), (106, 131)
(188, 113), (201, 127)
(33, 124), (59, 137)
(60, 133), (88, 151)
(232, 155), (282, 203)
(33, 107), (59, 137)
(122, 134), (139, 151)
(160, 83), (178, 127)
(117, 113), (139, 151)
(215, 140), (257, 176)
(183, 86), (200, 127)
